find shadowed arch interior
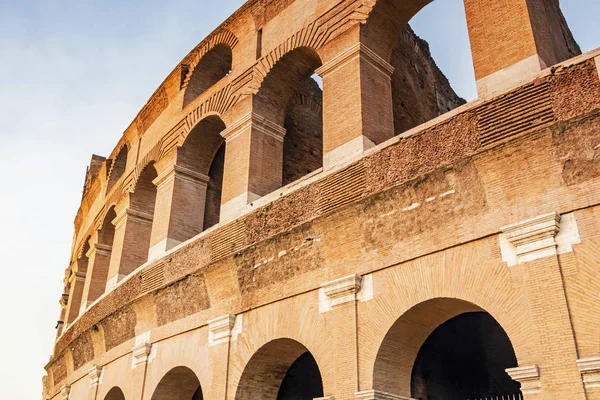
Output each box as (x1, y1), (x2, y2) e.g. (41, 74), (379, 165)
(235, 338), (324, 400)
(254, 46), (324, 187)
(151, 366), (203, 400)
(107, 145), (128, 193)
(184, 44), (233, 107)
(86, 206), (117, 303)
(128, 163), (158, 268)
(178, 115), (226, 233)
(104, 387), (126, 400)
(411, 312), (520, 399)
(373, 298), (520, 398)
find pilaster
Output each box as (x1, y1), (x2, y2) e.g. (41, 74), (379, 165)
(501, 213), (585, 399)
(106, 202), (154, 292)
(506, 366), (541, 398)
(206, 314), (242, 400)
(316, 42), (394, 169)
(64, 271), (86, 324)
(148, 163), (210, 261)
(80, 242), (112, 314)
(220, 112), (286, 221)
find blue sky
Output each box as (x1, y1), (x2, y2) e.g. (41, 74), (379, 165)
(0, 1), (597, 399)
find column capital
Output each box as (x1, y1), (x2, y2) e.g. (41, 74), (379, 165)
(354, 390), (415, 400)
(316, 43), (394, 79)
(208, 314), (237, 346)
(320, 274), (362, 311)
(221, 112), (286, 143)
(506, 365), (541, 395)
(112, 207), (153, 229)
(87, 365), (102, 387)
(68, 271), (86, 284)
(501, 212), (560, 264)
(577, 356), (600, 389)
(60, 384), (71, 400)
(152, 164), (210, 188)
(131, 342), (152, 368)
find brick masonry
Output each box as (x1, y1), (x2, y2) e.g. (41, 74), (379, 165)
(44, 1), (600, 399)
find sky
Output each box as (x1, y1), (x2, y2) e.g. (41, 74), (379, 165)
(0, 1), (598, 399)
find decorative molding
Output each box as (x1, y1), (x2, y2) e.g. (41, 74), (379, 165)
(131, 342), (152, 368)
(88, 365), (102, 387)
(355, 390), (415, 400)
(506, 365), (541, 395)
(153, 164), (210, 188)
(500, 212), (560, 265)
(221, 113), (286, 143)
(60, 385), (71, 400)
(93, 243), (113, 257)
(316, 43), (394, 79)
(112, 207), (153, 229)
(577, 356), (600, 389)
(69, 271), (86, 284)
(320, 274), (362, 312)
(314, 397), (335, 400)
(208, 314), (237, 346)
(500, 212), (581, 266)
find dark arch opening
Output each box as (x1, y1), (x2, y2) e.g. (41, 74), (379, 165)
(107, 145), (128, 193)
(255, 47), (324, 187)
(411, 312), (520, 400)
(151, 366), (203, 400)
(128, 163), (158, 268)
(85, 206), (116, 305)
(184, 44), (233, 107)
(104, 386), (125, 400)
(235, 338), (324, 400)
(178, 115), (226, 234)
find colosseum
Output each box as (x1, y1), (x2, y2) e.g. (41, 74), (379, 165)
(44, 0), (600, 399)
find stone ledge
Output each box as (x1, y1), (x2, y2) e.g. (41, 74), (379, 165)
(506, 365), (541, 395)
(577, 356), (600, 389)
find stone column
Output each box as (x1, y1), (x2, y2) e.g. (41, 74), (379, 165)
(465, 0), (579, 96)
(106, 201), (153, 292)
(80, 242), (112, 314)
(501, 213), (585, 399)
(220, 113), (286, 221)
(320, 275), (362, 399)
(316, 41), (394, 170)
(64, 271), (86, 325)
(147, 163), (209, 261)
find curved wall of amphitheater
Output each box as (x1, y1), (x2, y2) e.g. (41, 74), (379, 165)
(45, 0), (600, 399)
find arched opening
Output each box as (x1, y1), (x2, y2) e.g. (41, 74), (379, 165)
(177, 115), (226, 234)
(184, 44), (233, 107)
(254, 47), (323, 187)
(129, 163), (158, 267)
(151, 366), (203, 400)
(86, 206), (116, 304)
(373, 298), (520, 399)
(104, 387), (126, 400)
(107, 145), (128, 193)
(235, 338), (324, 400)
(411, 313), (520, 399)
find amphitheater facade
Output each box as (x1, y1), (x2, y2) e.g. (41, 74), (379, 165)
(44, 0), (600, 399)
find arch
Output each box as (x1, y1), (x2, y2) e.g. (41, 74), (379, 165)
(254, 46), (322, 126)
(178, 115), (226, 232)
(107, 145), (129, 193)
(235, 338), (324, 400)
(104, 387), (126, 400)
(373, 298), (520, 398)
(254, 46), (324, 187)
(128, 162), (158, 266)
(150, 366), (203, 400)
(183, 44), (233, 107)
(85, 206), (117, 303)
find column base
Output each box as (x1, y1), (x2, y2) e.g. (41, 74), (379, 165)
(220, 191), (261, 222)
(476, 55), (546, 98)
(324, 135), (376, 170)
(148, 238), (183, 262)
(105, 274), (127, 293)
